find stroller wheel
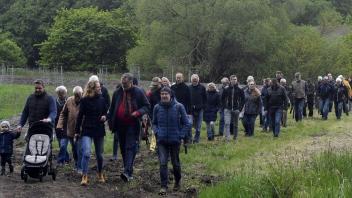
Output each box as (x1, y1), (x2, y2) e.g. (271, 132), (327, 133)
(39, 175), (43, 182)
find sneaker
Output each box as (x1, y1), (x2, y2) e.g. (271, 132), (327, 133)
(120, 173), (129, 183)
(159, 187), (167, 195)
(97, 172), (106, 183)
(80, 175), (88, 186)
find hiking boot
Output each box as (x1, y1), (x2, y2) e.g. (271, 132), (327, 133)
(159, 187), (167, 195)
(97, 172), (106, 183)
(173, 182), (181, 191)
(80, 175), (88, 186)
(1, 168), (4, 176)
(9, 165), (14, 173)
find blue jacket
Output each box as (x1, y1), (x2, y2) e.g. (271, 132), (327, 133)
(0, 131), (20, 154)
(203, 91), (220, 122)
(152, 99), (191, 145)
(318, 82), (334, 100)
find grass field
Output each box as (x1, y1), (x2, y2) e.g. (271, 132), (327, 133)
(1, 84), (352, 197)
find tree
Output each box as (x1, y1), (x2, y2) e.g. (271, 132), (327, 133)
(39, 7), (136, 71)
(0, 32), (26, 69)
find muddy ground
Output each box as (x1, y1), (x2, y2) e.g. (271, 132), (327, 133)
(0, 116), (203, 198)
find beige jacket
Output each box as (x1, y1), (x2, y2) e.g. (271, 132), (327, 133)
(56, 96), (80, 138)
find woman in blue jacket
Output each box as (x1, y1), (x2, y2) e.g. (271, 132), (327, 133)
(203, 83), (220, 141)
(152, 87), (191, 195)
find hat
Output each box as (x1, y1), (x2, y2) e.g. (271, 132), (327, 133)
(0, 121), (10, 128)
(160, 87), (172, 95)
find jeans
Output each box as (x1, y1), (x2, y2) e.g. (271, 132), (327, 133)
(186, 115), (193, 142)
(75, 138), (83, 171)
(118, 125), (139, 177)
(224, 109), (239, 140)
(206, 122), (215, 140)
(218, 110), (225, 136)
(112, 132), (119, 159)
(294, 98), (305, 122)
(243, 114), (257, 136)
(334, 101), (343, 119)
(263, 110), (271, 131)
(81, 136), (104, 175)
(281, 110), (287, 127)
(57, 137), (77, 166)
(192, 110), (203, 143)
(57, 138), (70, 163)
(269, 108), (283, 137)
(320, 98), (330, 119)
(158, 143), (181, 188)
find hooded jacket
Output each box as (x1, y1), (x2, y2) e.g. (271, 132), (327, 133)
(0, 130), (20, 154)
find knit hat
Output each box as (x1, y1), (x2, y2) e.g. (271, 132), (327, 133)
(0, 121), (10, 128)
(160, 87), (172, 95)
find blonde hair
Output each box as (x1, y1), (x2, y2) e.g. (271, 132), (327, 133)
(207, 82), (218, 91)
(83, 80), (100, 97)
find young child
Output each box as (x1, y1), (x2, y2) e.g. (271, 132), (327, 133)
(0, 121), (20, 175)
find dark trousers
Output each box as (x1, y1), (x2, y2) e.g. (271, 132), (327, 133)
(158, 143), (181, 188)
(243, 114), (257, 136)
(112, 132), (119, 159)
(307, 97), (314, 117)
(269, 108), (283, 136)
(294, 98), (305, 122)
(118, 125), (139, 177)
(0, 153), (12, 167)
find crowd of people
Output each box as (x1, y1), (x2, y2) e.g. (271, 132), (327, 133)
(0, 70), (351, 195)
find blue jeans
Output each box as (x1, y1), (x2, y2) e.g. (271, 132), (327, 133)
(320, 98), (330, 119)
(112, 132), (119, 159)
(57, 138), (70, 163)
(263, 111), (271, 131)
(218, 110), (225, 136)
(335, 101), (343, 119)
(243, 114), (257, 136)
(118, 125), (139, 177)
(57, 137), (77, 166)
(158, 143), (181, 188)
(294, 98), (305, 122)
(205, 122), (215, 139)
(75, 138), (83, 172)
(81, 136), (104, 175)
(186, 115), (193, 143)
(269, 108), (283, 136)
(192, 110), (203, 143)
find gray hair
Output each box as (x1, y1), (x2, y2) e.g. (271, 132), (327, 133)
(221, 77), (229, 83)
(73, 86), (83, 94)
(191, 74), (199, 81)
(55, 85), (67, 93)
(122, 73), (134, 82)
(280, 78), (286, 83)
(88, 75), (99, 82)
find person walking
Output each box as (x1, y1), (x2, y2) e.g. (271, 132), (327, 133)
(218, 77), (229, 136)
(291, 72), (307, 122)
(56, 86), (83, 173)
(152, 87), (191, 195)
(242, 81), (262, 136)
(75, 80), (108, 185)
(0, 121), (20, 175)
(306, 80), (316, 117)
(221, 75), (245, 141)
(334, 78), (348, 119)
(108, 73), (150, 182)
(203, 83), (220, 141)
(318, 76), (334, 120)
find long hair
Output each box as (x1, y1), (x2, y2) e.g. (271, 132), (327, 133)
(83, 80), (99, 98)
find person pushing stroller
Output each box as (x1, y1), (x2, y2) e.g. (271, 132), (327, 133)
(0, 121), (21, 175)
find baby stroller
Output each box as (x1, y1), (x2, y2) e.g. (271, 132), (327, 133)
(21, 121), (56, 182)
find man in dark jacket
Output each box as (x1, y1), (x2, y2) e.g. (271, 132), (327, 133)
(171, 73), (192, 141)
(261, 78), (271, 131)
(108, 73), (150, 182)
(334, 78), (348, 119)
(318, 76), (334, 120)
(306, 80), (316, 117)
(0, 121), (20, 175)
(264, 79), (288, 137)
(222, 75), (245, 140)
(189, 74), (207, 143)
(152, 87), (191, 195)
(17, 80), (57, 136)
(147, 77), (162, 119)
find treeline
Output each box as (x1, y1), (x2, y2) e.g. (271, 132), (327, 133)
(0, 0), (352, 81)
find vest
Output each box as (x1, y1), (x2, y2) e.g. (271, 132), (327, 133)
(27, 93), (50, 125)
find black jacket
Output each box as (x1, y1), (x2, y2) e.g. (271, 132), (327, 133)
(101, 84), (111, 109)
(221, 84), (245, 111)
(171, 82), (191, 114)
(265, 85), (288, 110)
(0, 131), (20, 154)
(189, 84), (207, 112)
(203, 91), (220, 122)
(75, 95), (108, 138)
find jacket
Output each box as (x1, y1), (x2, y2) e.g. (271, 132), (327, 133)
(108, 86), (150, 133)
(190, 84), (207, 111)
(152, 98), (191, 145)
(171, 82), (191, 114)
(0, 131), (20, 154)
(291, 80), (307, 99)
(57, 96), (80, 138)
(203, 91), (220, 122)
(75, 95), (108, 138)
(243, 88), (262, 115)
(318, 82), (334, 100)
(221, 84), (245, 111)
(334, 84), (348, 103)
(264, 85), (288, 110)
